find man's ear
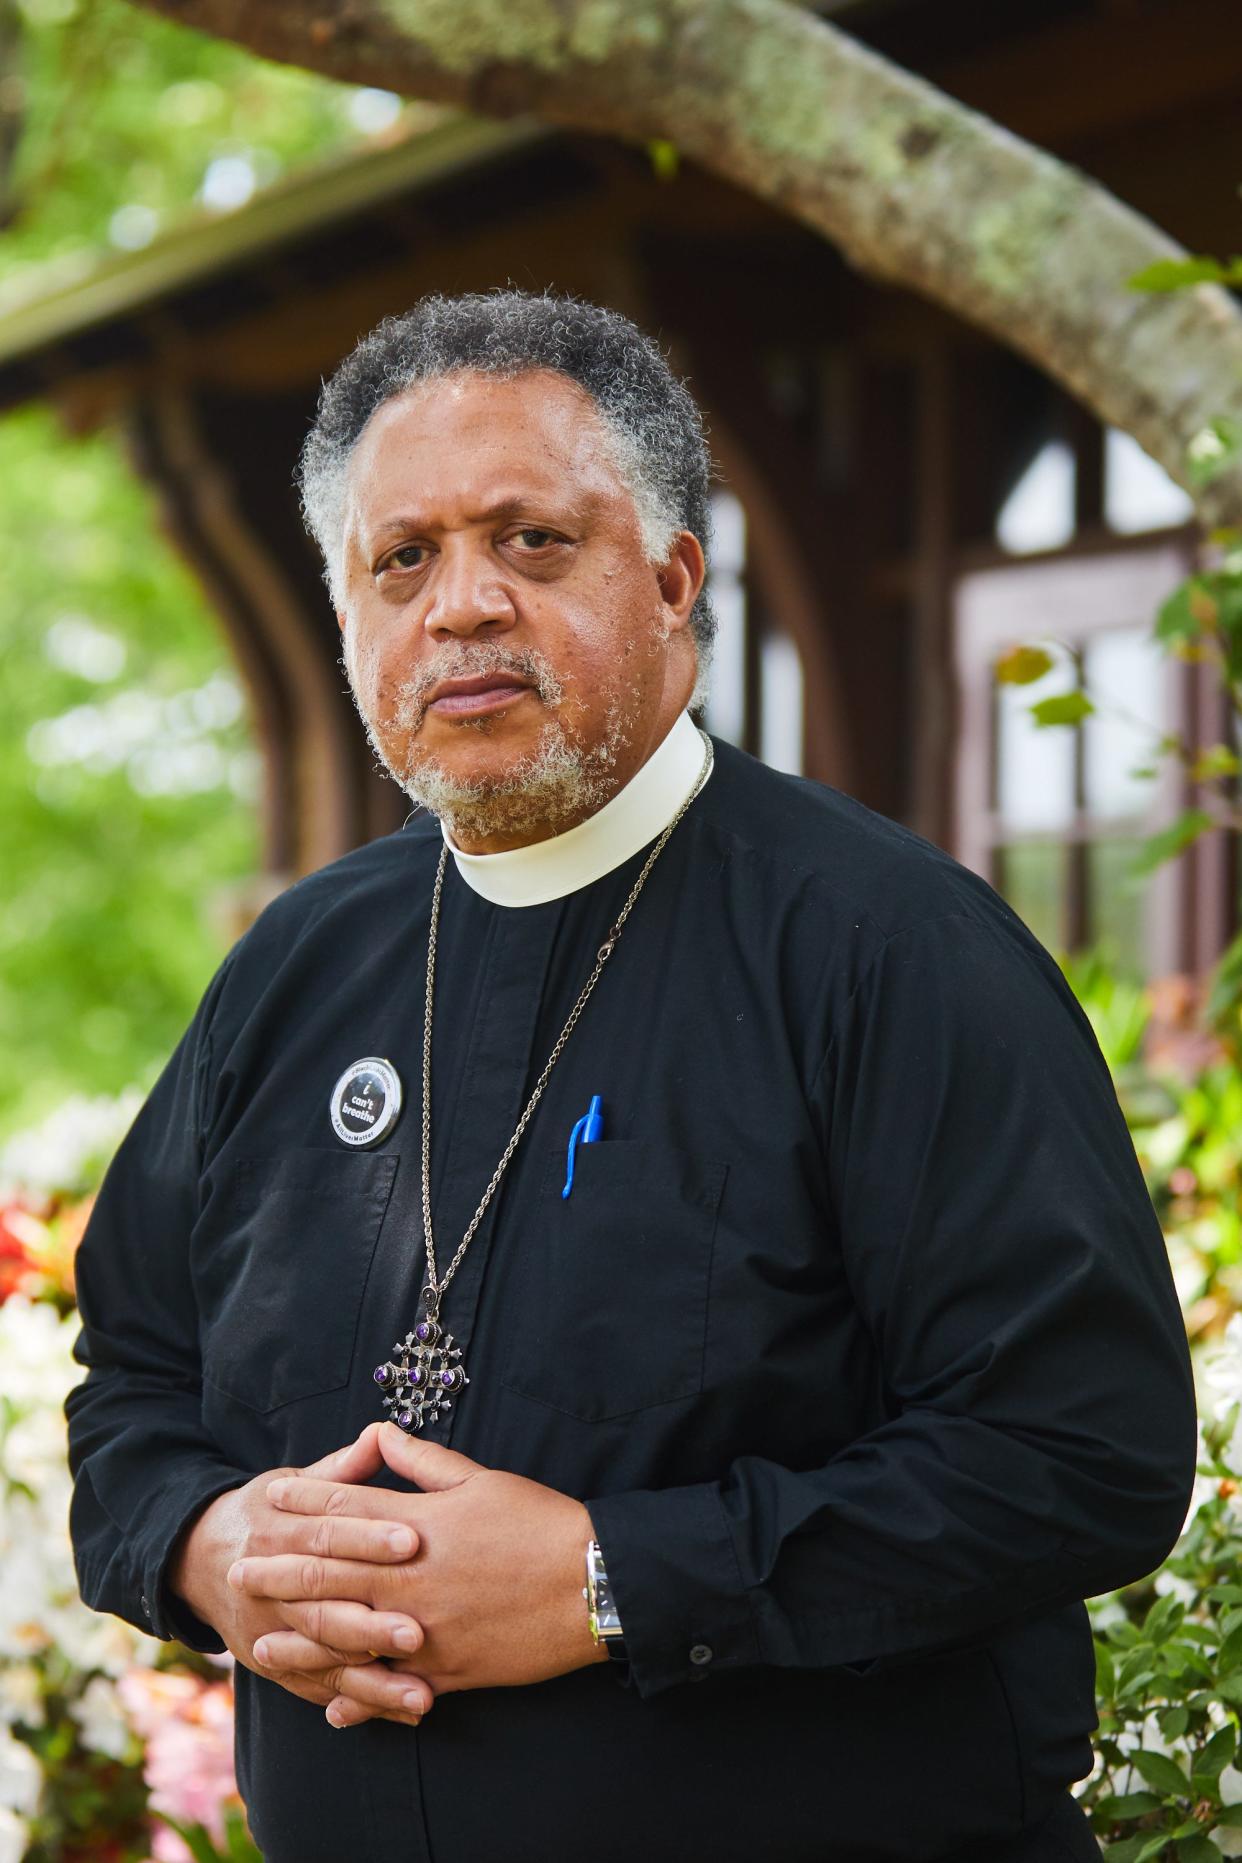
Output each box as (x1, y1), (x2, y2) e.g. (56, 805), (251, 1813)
(656, 531), (706, 632)
(335, 608), (347, 637)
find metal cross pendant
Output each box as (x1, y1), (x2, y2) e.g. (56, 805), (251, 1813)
(372, 1289), (468, 1432)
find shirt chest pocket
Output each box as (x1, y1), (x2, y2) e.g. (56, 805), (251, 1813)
(193, 1149), (399, 1414)
(500, 1141), (727, 1422)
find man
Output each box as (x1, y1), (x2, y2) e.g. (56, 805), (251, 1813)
(66, 290), (1196, 1863)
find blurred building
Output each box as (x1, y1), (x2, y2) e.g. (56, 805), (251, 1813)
(1, 0), (1238, 975)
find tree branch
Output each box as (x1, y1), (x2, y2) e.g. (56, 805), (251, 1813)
(126, 0), (1242, 526)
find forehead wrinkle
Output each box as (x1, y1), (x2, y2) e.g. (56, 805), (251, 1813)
(366, 487), (601, 550)
(346, 375), (638, 548)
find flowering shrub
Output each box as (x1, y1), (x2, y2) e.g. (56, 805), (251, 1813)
(0, 1096), (256, 1863)
(1083, 1320), (1242, 1857)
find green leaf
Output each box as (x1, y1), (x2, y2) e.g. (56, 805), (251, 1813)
(647, 139), (680, 180)
(1128, 255), (1242, 291)
(1191, 744), (1242, 781)
(1219, 1622), (1242, 1675)
(1206, 931), (1242, 1029)
(1131, 1747), (1191, 1798)
(153, 1814), (224, 1863)
(1146, 1593), (1187, 1642)
(1160, 1705), (1191, 1739)
(1187, 419), (1242, 491)
(1127, 811), (1215, 880)
(1192, 1722), (1236, 1788)
(1030, 690), (1095, 726)
(1098, 1790), (1166, 1817)
(1104, 1837), (1174, 1863)
(1157, 581), (1205, 644)
(1097, 1639), (1117, 1697)
(222, 1804), (261, 1862)
(1176, 1837), (1223, 1863)
(995, 644), (1056, 685)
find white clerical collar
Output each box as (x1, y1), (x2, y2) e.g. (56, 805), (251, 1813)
(443, 709), (711, 908)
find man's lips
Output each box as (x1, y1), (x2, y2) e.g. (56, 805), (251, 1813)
(425, 674), (536, 719)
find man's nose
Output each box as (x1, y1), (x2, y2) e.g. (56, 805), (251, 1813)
(424, 540), (517, 639)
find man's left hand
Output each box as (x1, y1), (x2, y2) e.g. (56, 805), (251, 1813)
(227, 1419), (608, 1728)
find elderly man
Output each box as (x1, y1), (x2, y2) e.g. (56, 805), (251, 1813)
(66, 290), (1194, 1863)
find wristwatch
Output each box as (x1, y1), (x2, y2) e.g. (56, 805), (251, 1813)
(583, 1539), (626, 1659)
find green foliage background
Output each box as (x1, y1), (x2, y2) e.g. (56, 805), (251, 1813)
(0, 0), (417, 1139)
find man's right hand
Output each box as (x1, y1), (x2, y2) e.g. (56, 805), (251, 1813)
(167, 1422), (434, 1728)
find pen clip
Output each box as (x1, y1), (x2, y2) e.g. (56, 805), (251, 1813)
(562, 1094), (604, 1199)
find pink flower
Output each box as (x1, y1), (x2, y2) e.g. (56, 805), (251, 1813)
(117, 1668), (247, 1854)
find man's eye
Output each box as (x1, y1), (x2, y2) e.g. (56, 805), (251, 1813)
(387, 544), (427, 570)
(512, 528), (558, 549)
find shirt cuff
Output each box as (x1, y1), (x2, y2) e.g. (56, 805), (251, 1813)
(584, 1480), (763, 1699)
(137, 1466), (251, 1653)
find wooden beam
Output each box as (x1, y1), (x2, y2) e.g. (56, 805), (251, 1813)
(932, 0), (1242, 149)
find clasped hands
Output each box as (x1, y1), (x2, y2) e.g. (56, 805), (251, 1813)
(213, 1419), (606, 1731)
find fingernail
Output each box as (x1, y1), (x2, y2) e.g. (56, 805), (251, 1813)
(393, 1626), (419, 1651)
(266, 1480), (288, 1503)
(227, 1562), (246, 1588)
(326, 1707), (345, 1728)
(388, 1529), (413, 1555)
(403, 1691), (424, 1712)
(253, 1639), (270, 1664)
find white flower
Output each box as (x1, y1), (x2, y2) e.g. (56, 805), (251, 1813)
(1204, 1314), (1242, 1415)
(1153, 1568), (1197, 1606)
(0, 1089), (141, 1201)
(1218, 1763), (1242, 1806)
(1087, 1595), (1130, 1634)
(0, 1666), (43, 1730)
(0, 1526), (57, 1658)
(3, 1407), (71, 1493)
(1189, 426), (1228, 466)
(0, 1295), (86, 1414)
(1215, 1766), (1242, 1855)
(0, 1808), (28, 1863)
(70, 1674), (134, 1760)
(0, 1726), (40, 1816)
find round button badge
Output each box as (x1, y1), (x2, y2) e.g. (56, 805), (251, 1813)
(329, 1057), (403, 1148)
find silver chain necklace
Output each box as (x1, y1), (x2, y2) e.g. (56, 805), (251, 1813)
(372, 727), (715, 1431)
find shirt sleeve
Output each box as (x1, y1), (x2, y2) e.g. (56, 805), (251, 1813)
(586, 909), (1198, 1700)
(64, 954), (252, 1655)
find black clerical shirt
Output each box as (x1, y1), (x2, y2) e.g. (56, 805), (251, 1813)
(65, 736), (1195, 1863)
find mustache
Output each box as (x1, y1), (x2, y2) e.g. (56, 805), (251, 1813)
(391, 642), (563, 728)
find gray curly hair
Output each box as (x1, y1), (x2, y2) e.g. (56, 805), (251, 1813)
(295, 289), (716, 694)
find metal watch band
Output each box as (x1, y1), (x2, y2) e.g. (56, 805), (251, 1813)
(584, 1538), (625, 1654)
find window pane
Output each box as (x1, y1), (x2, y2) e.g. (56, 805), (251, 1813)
(1104, 428), (1194, 536)
(1086, 837), (1149, 976)
(995, 842), (1064, 953)
(995, 641), (1077, 831)
(760, 632), (804, 775)
(1083, 627), (1164, 821)
(996, 441), (1076, 555)
(702, 490), (747, 745)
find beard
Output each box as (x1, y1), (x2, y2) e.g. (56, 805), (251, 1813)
(340, 631), (643, 844)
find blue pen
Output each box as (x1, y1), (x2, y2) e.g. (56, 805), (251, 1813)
(562, 1094), (604, 1198)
